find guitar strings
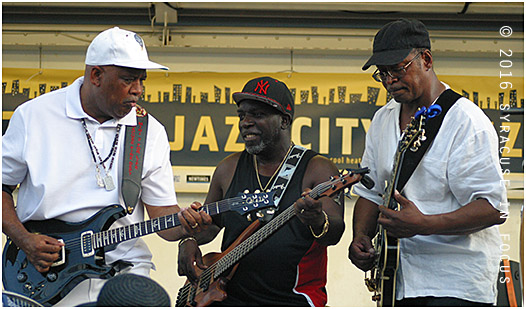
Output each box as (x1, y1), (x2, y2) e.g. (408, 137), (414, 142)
(176, 178), (351, 305)
(50, 196), (253, 258)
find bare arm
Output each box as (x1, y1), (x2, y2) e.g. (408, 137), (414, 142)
(145, 203), (213, 241)
(378, 192), (505, 238)
(348, 196), (379, 271)
(2, 188), (63, 273)
(294, 155), (345, 246)
(177, 154), (238, 283)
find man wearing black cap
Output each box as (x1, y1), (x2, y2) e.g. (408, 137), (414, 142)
(349, 19), (507, 306)
(177, 76), (345, 306)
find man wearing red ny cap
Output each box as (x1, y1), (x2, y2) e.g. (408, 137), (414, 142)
(349, 19), (507, 306)
(177, 76), (345, 306)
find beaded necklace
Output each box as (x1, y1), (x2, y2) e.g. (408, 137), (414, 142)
(81, 118), (121, 191)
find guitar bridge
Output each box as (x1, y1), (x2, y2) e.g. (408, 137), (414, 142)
(51, 239), (65, 267)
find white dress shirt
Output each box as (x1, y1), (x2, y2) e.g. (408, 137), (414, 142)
(353, 86), (508, 303)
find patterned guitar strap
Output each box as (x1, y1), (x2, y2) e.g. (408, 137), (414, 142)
(265, 145), (308, 214)
(121, 105), (149, 214)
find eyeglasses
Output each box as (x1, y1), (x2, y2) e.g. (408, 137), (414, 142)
(372, 52), (423, 82)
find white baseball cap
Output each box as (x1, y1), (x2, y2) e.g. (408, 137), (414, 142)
(85, 27), (168, 70)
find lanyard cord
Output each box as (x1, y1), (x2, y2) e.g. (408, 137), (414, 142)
(81, 118), (121, 171)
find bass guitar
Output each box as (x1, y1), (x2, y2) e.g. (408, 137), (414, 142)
(176, 168), (371, 307)
(365, 106), (436, 306)
(2, 191), (275, 306)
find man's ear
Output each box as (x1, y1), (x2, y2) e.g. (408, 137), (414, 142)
(422, 50), (433, 70)
(281, 115), (292, 129)
(89, 66), (104, 86)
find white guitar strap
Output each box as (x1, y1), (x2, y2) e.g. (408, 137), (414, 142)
(267, 145), (307, 209)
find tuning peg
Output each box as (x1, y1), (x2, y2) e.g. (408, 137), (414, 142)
(254, 189), (261, 194)
(244, 189), (250, 194)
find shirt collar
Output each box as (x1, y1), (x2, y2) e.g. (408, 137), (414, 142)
(65, 76), (137, 127)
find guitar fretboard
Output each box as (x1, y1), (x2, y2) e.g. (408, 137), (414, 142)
(383, 149), (405, 210)
(92, 198), (243, 249)
(199, 180), (335, 282)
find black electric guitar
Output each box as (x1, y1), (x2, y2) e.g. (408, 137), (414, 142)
(365, 111), (428, 307)
(176, 168), (371, 307)
(2, 191), (275, 306)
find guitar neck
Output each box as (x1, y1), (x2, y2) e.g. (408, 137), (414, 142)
(211, 184), (330, 279)
(214, 205), (296, 278)
(92, 198), (238, 250)
(383, 147), (406, 209)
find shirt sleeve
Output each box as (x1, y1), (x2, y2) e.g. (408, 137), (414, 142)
(2, 107), (28, 186)
(352, 112), (384, 206)
(447, 109), (507, 212)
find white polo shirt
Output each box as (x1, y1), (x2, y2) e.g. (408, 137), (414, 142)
(353, 87), (507, 303)
(3, 77), (178, 266)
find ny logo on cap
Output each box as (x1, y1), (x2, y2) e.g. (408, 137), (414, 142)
(254, 80), (270, 95)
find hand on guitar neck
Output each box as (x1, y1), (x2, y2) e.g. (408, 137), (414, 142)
(177, 201), (214, 237)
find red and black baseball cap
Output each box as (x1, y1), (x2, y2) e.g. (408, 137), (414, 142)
(233, 76), (294, 119)
(362, 19), (431, 70)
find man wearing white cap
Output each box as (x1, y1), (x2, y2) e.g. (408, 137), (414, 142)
(2, 27), (209, 306)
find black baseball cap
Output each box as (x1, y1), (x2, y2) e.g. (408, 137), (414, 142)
(233, 76), (294, 119)
(362, 19), (431, 70)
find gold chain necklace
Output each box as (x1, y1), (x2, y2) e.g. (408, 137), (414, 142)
(253, 143), (294, 192)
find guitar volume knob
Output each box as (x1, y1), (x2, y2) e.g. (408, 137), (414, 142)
(46, 272), (58, 282)
(17, 272), (28, 282)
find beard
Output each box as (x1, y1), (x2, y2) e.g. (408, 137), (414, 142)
(245, 126), (281, 155)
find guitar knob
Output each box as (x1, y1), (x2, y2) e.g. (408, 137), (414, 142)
(17, 272), (27, 282)
(46, 272), (58, 282)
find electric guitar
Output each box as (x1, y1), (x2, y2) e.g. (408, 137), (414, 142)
(365, 109), (429, 306)
(2, 191), (275, 306)
(175, 168), (371, 307)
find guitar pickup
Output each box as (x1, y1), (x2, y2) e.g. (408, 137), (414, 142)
(81, 231), (95, 258)
(51, 239), (65, 267)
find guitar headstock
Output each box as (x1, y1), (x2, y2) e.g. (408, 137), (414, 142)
(232, 191), (276, 216)
(399, 110), (426, 153)
(310, 168), (371, 200)
(400, 104), (442, 153)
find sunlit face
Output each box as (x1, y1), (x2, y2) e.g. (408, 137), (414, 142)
(92, 66), (146, 122)
(237, 100), (283, 155)
(378, 51), (424, 104)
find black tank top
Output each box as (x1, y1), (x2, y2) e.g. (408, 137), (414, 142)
(213, 149), (328, 307)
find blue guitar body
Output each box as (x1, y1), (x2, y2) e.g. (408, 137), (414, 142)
(2, 191), (275, 306)
(2, 205), (124, 306)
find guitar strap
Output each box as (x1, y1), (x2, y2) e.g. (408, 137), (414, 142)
(267, 145), (308, 209)
(396, 89), (462, 192)
(121, 106), (149, 214)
